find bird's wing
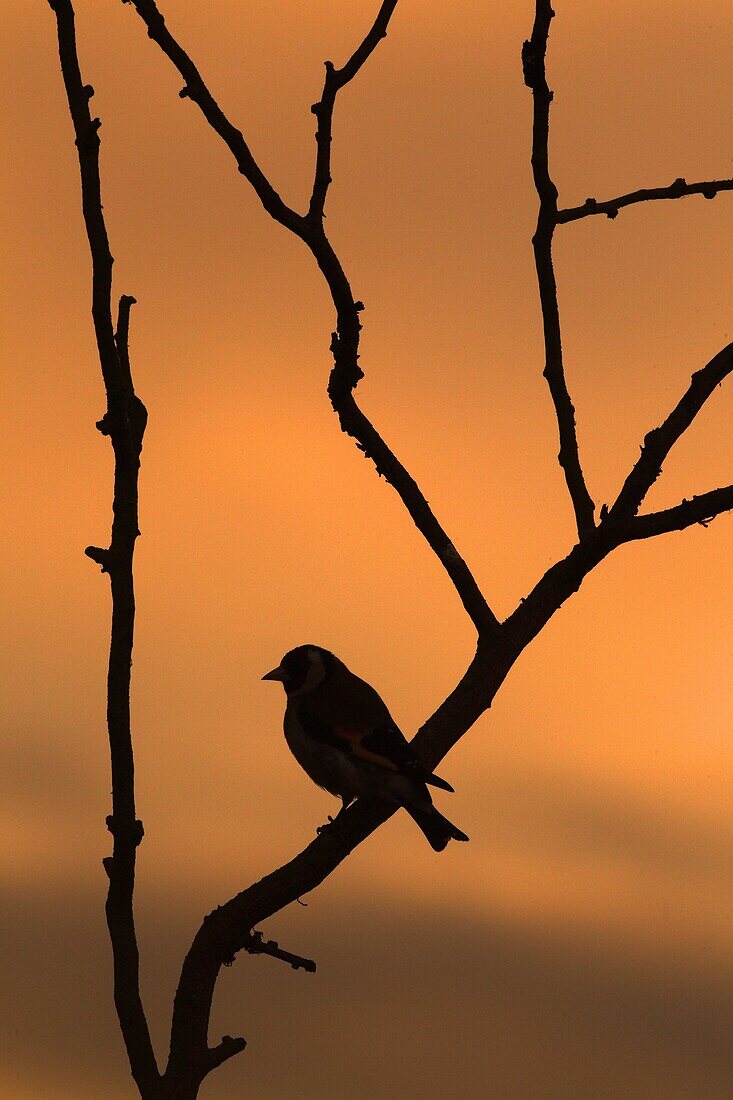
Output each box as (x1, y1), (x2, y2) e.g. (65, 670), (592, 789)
(298, 706), (454, 791)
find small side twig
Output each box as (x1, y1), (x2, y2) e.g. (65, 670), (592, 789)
(626, 486), (733, 540)
(608, 341), (733, 522)
(558, 177), (733, 223)
(244, 931), (317, 973)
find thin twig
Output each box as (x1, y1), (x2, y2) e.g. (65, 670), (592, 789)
(558, 177), (733, 223)
(627, 486), (733, 539)
(523, 0), (596, 540)
(244, 930), (317, 973)
(122, 0), (306, 237)
(608, 341), (733, 522)
(308, 0), (398, 223)
(47, 0), (158, 1094)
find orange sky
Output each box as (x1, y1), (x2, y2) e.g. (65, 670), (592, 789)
(1, 2), (732, 1097)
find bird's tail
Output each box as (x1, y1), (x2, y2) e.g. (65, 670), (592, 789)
(405, 804), (469, 852)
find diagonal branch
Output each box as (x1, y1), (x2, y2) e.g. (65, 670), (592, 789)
(608, 341), (733, 522)
(625, 486), (733, 540)
(123, 0), (501, 639)
(327, 327), (500, 638)
(522, 1), (596, 540)
(122, 0), (306, 237)
(558, 176), (733, 223)
(308, 0), (398, 223)
(47, 2), (158, 1094)
(164, 644), (504, 1093)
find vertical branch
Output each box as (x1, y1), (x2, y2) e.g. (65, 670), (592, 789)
(47, 2), (158, 1095)
(308, 0), (398, 224)
(523, 1), (595, 540)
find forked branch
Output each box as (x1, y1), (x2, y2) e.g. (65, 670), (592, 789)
(123, 0), (501, 639)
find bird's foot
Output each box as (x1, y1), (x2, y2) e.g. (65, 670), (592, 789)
(316, 814), (337, 836)
(316, 813), (348, 841)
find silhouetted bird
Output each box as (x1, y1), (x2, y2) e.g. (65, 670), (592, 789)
(262, 644), (468, 852)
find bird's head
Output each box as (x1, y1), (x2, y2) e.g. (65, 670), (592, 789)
(262, 644), (335, 695)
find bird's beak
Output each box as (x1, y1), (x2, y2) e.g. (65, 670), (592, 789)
(262, 664), (286, 682)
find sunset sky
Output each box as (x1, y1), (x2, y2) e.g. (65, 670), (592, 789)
(2, 1), (732, 1097)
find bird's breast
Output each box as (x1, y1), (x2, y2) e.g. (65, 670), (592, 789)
(283, 708), (350, 798)
(283, 706), (419, 804)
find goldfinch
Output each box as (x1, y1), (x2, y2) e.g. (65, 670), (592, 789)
(262, 644), (468, 852)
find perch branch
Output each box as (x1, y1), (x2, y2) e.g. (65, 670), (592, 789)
(48, 1), (158, 1094)
(164, 644), (505, 1092)
(523, 0), (596, 540)
(123, 0), (501, 640)
(558, 176), (733, 223)
(608, 341), (733, 522)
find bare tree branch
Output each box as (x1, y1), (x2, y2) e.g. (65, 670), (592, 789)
(522, 1), (596, 540)
(329, 358), (501, 637)
(608, 341), (733, 522)
(626, 486), (733, 540)
(558, 176), (733, 223)
(308, 1), (398, 223)
(48, 1), (733, 1097)
(163, 644), (503, 1094)
(47, 1), (158, 1094)
(122, 0), (306, 237)
(122, 0), (501, 639)
(243, 930), (317, 972)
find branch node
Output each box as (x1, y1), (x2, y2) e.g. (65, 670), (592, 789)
(179, 86), (190, 99)
(208, 1035), (247, 1070)
(106, 814), (145, 847)
(85, 545), (111, 571)
(75, 117), (101, 149)
(521, 40), (536, 87)
(83, 84), (94, 99)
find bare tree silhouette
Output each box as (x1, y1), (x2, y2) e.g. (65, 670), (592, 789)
(47, 0), (732, 1096)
